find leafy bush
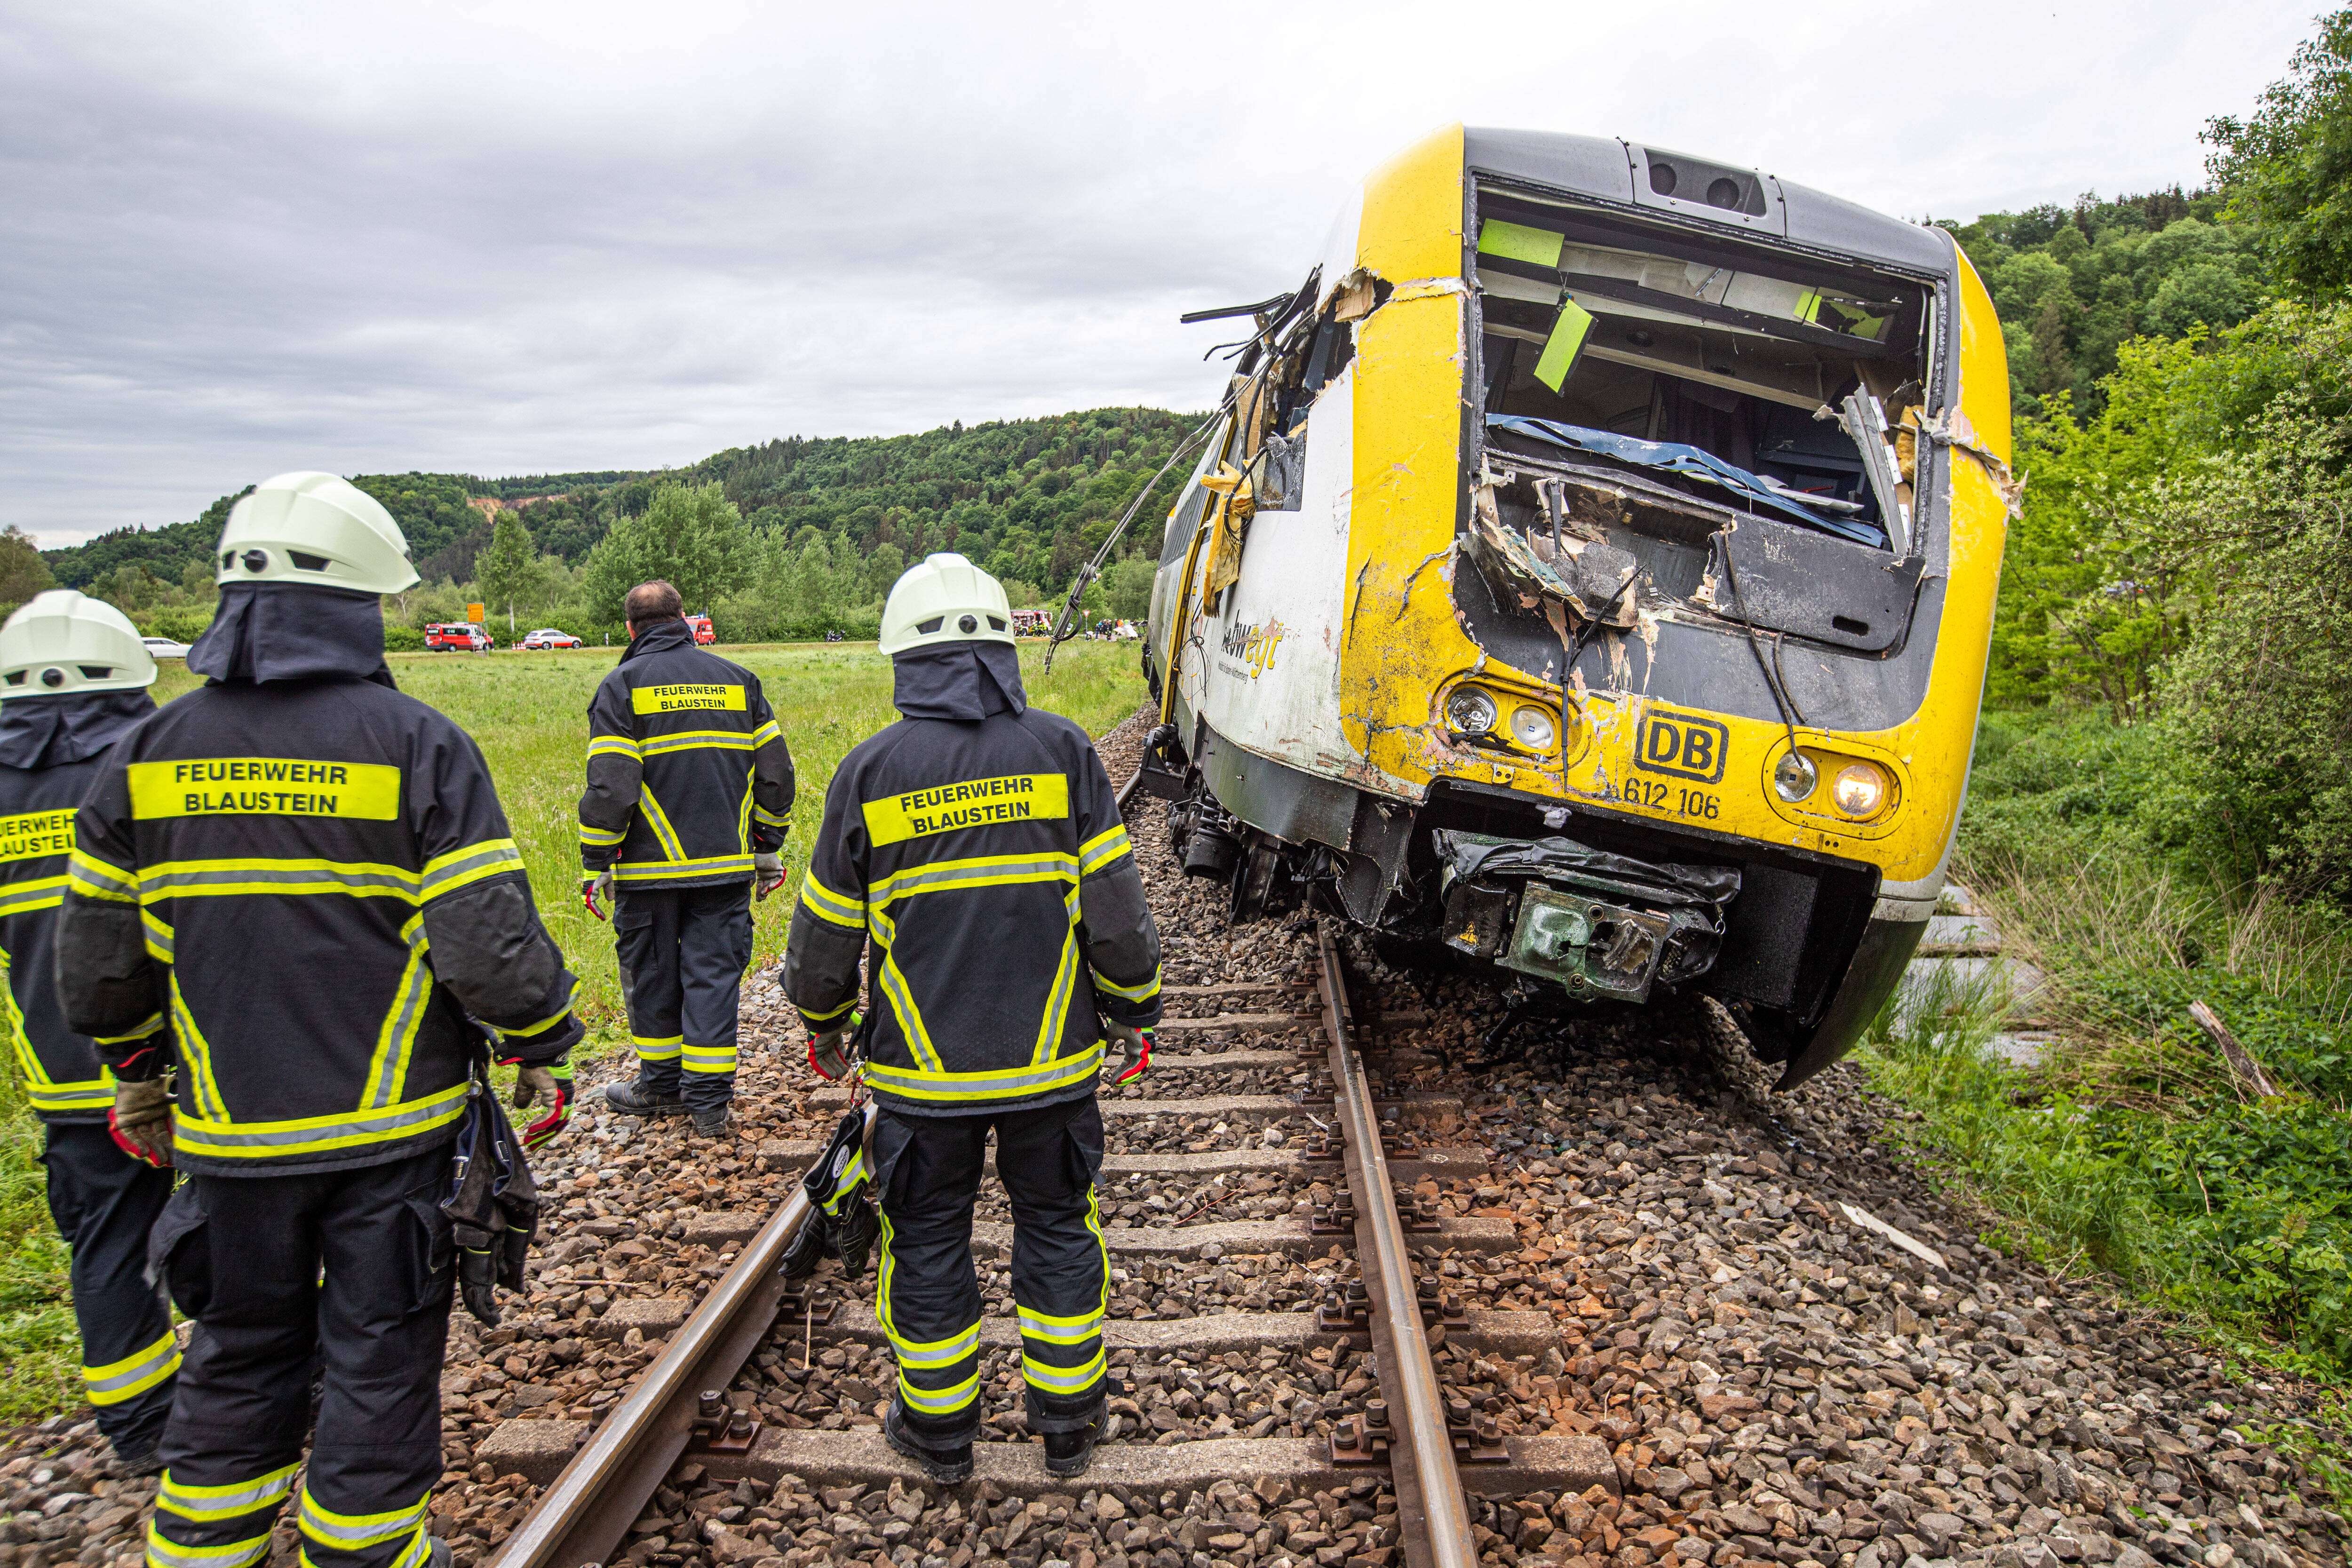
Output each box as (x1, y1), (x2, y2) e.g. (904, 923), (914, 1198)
(383, 624), (426, 652)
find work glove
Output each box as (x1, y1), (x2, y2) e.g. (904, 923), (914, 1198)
(754, 852), (787, 901)
(109, 1077), (175, 1169)
(1101, 1021), (1153, 1086)
(581, 868), (614, 921)
(508, 1061), (573, 1149)
(806, 1011), (861, 1081)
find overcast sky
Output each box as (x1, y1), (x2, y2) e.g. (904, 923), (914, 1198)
(0, 0), (2317, 546)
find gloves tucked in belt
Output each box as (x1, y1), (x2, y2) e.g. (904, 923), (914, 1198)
(1102, 1021), (1153, 1086)
(806, 1011), (861, 1081)
(109, 1077), (174, 1169)
(507, 1060), (573, 1149)
(754, 852), (787, 900)
(581, 868), (614, 921)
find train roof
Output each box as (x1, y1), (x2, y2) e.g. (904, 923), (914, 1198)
(1464, 127), (1955, 278)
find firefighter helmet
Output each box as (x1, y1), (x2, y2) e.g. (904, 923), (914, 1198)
(878, 553), (1015, 656)
(0, 590), (159, 697)
(214, 472), (419, 594)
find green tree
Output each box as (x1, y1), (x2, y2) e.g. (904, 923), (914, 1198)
(2207, 8), (2352, 300)
(1104, 556), (1155, 620)
(0, 527), (56, 616)
(473, 511), (537, 637)
(580, 482), (746, 623)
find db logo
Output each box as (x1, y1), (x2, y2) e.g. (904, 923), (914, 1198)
(1634, 707), (1730, 784)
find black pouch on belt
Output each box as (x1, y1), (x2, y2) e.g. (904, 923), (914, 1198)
(441, 1045), (543, 1326)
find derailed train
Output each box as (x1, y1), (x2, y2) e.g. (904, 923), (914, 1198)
(1135, 125), (2014, 1088)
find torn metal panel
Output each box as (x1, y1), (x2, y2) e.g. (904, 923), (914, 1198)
(1466, 482), (1640, 630)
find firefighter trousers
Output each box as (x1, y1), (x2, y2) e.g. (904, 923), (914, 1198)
(40, 1122), (178, 1455)
(143, 1145), (455, 1568)
(871, 1096), (1108, 1449)
(615, 883), (754, 1114)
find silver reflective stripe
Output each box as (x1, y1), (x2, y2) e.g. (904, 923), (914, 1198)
(1022, 1351), (1107, 1393)
(420, 841), (522, 897)
(158, 1464), (298, 1522)
(871, 856), (1076, 905)
(84, 1329), (180, 1404)
(1016, 1309), (1102, 1345)
(174, 1085), (468, 1152)
(296, 1490), (428, 1548)
(140, 866), (418, 898)
(863, 1044), (1104, 1099)
(143, 1527), (272, 1568)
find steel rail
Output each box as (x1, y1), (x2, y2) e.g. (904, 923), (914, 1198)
(493, 1186), (815, 1568)
(1314, 922), (1476, 1568)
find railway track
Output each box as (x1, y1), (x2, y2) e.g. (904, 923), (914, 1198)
(490, 747), (1610, 1568)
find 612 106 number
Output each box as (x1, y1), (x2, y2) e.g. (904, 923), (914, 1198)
(1622, 779), (1719, 820)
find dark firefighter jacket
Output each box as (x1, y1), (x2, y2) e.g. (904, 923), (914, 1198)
(0, 691), (156, 1122)
(578, 619), (795, 890)
(55, 589), (583, 1176)
(782, 645), (1161, 1117)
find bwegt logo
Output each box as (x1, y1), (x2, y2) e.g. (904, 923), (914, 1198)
(1633, 708), (1731, 784)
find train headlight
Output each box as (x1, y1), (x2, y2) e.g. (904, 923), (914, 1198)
(1773, 751), (1818, 803)
(1831, 761), (1889, 817)
(1446, 686), (1499, 736)
(1509, 705), (1556, 751)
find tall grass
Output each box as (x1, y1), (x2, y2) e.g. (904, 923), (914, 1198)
(0, 637), (1146, 1422)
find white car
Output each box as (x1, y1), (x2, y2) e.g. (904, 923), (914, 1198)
(142, 636), (191, 659)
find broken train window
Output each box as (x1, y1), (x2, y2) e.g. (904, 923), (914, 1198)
(1470, 191), (1930, 559)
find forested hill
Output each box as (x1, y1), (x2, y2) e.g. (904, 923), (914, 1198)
(42, 407), (1201, 602)
(1942, 187), (2260, 417)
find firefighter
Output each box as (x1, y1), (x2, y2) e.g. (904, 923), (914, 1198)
(0, 591), (175, 1470)
(580, 581), (795, 1138)
(56, 471), (583, 1568)
(782, 553), (1161, 1484)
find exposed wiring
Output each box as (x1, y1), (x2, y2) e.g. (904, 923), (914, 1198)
(1716, 537), (1806, 767)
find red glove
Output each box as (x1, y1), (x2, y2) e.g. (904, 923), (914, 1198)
(509, 1062), (573, 1149)
(581, 870), (613, 922)
(1102, 1023), (1152, 1086)
(109, 1079), (174, 1169)
(806, 1012), (860, 1080)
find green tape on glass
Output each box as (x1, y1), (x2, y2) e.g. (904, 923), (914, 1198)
(1534, 297), (1596, 392)
(1477, 220), (1565, 268)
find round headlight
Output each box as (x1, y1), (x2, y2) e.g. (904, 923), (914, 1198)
(1446, 686), (1499, 736)
(1773, 751), (1818, 803)
(1509, 705), (1556, 750)
(1831, 761), (1888, 817)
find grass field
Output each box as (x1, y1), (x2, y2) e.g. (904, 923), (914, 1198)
(0, 636), (1146, 1423)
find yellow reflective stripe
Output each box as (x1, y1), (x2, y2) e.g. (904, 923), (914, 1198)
(825, 1146), (867, 1208)
(1089, 964), (1162, 1003)
(0, 875), (68, 917)
(797, 996), (855, 1024)
(752, 804), (791, 827)
(68, 848), (137, 903)
(296, 1489), (428, 1549)
(1078, 824), (1133, 874)
(798, 869), (864, 929)
(636, 784), (686, 862)
(632, 1035), (683, 1060)
(640, 730), (758, 756)
(896, 1369), (980, 1414)
(1021, 1349), (1107, 1393)
(26, 1081), (114, 1112)
(586, 734), (642, 760)
(874, 950), (945, 1075)
(578, 823), (628, 846)
(862, 1043), (1105, 1103)
(738, 773), (754, 855)
(146, 1523), (272, 1568)
(136, 858), (420, 903)
(493, 986), (576, 1041)
(420, 837), (522, 900)
(1017, 1305), (1103, 1344)
(613, 854), (751, 882)
(362, 915), (432, 1109)
(95, 1012), (166, 1046)
(310, 1529), (433, 1568)
(887, 1321), (980, 1369)
(1029, 929), (1080, 1066)
(85, 1327), (180, 1405)
(172, 1082), (469, 1160)
(142, 909), (175, 964)
(681, 1043), (737, 1075)
(168, 972), (227, 1122)
(867, 852), (1078, 909)
(752, 719), (783, 748)
(157, 1461), (300, 1522)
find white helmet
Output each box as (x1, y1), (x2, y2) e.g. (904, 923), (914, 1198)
(879, 553), (1015, 655)
(215, 471), (419, 594)
(0, 590), (159, 697)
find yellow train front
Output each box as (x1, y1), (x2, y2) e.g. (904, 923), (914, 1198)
(1139, 125), (2010, 1088)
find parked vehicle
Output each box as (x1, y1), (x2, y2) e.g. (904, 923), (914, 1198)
(519, 628), (584, 650)
(141, 636), (191, 659)
(685, 614), (716, 645)
(1011, 608), (1052, 635)
(425, 623), (494, 652)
